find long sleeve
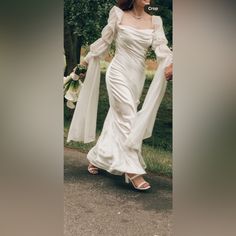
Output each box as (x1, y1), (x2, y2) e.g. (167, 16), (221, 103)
(83, 6), (118, 63)
(152, 16), (173, 66)
(67, 6), (119, 143)
(124, 16), (173, 150)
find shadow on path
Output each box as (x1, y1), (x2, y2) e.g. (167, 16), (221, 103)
(64, 147), (173, 236)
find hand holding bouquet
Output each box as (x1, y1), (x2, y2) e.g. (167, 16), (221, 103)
(63, 64), (88, 109)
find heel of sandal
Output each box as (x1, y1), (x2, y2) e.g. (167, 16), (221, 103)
(124, 173), (130, 184)
(88, 163), (99, 175)
(124, 173), (151, 190)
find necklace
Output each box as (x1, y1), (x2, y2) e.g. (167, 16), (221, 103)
(131, 13), (142, 19)
(131, 7), (144, 20)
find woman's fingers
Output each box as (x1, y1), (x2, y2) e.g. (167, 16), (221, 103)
(166, 74), (172, 81)
(72, 66), (77, 72)
(165, 64), (173, 81)
(79, 73), (85, 79)
(80, 60), (88, 67)
(165, 71), (172, 80)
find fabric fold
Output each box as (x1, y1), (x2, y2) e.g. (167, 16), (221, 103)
(67, 5), (122, 143)
(124, 16), (173, 150)
(67, 56), (101, 143)
(124, 57), (170, 150)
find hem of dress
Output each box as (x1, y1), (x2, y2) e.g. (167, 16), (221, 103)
(87, 155), (147, 176)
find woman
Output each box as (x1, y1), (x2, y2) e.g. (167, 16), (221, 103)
(67, 0), (173, 191)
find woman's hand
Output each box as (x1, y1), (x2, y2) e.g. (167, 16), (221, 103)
(80, 60), (88, 68)
(73, 61), (88, 73)
(71, 61), (88, 82)
(165, 63), (173, 81)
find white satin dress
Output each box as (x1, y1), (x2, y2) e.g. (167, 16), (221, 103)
(67, 6), (173, 175)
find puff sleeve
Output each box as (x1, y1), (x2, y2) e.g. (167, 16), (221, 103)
(152, 16), (173, 66)
(125, 16), (173, 150)
(67, 6), (119, 143)
(83, 6), (118, 63)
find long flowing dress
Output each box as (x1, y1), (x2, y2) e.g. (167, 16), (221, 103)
(67, 6), (173, 175)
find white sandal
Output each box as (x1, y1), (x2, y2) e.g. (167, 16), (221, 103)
(124, 173), (151, 190)
(88, 163), (99, 175)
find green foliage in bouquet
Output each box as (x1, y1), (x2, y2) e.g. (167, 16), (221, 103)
(63, 78), (71, 95)
(63, 64), (87, 109)
(75, 64), (87, 75)
(68, 80), (79, 92)
(64, 64), (87, 94)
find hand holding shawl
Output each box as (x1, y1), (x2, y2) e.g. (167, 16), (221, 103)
(124, 16), (173, 150)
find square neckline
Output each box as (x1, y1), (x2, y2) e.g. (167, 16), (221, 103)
(118, 23), (154, 32)
(116, 6), (155, 31)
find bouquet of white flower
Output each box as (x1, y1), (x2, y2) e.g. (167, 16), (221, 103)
(63, 65), (87, 109)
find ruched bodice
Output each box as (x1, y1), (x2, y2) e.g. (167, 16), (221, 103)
(107, 24), (154, 111)
(116, 24), (153, 66)
(67, 5), (173, 175)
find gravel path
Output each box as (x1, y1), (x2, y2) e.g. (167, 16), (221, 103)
(64, 147), (173, 236)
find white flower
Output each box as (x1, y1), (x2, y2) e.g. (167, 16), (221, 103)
(66, 100), (75, 109)
(70, 72), (79, 81)
(63, 76), (71, 85)
(64, 72), (84, 109)
(65, 88), (78, 102)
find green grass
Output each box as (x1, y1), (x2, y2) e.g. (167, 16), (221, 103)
(142, 145), (172, 177)
(64, 125), (172, 178)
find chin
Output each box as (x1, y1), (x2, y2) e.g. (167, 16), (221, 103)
(136, 0), (151, 8)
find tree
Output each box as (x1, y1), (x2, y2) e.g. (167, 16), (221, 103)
(64, 0), (116, 75)
(153, 0), (172, 45)
(64, 0), (172, 74)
